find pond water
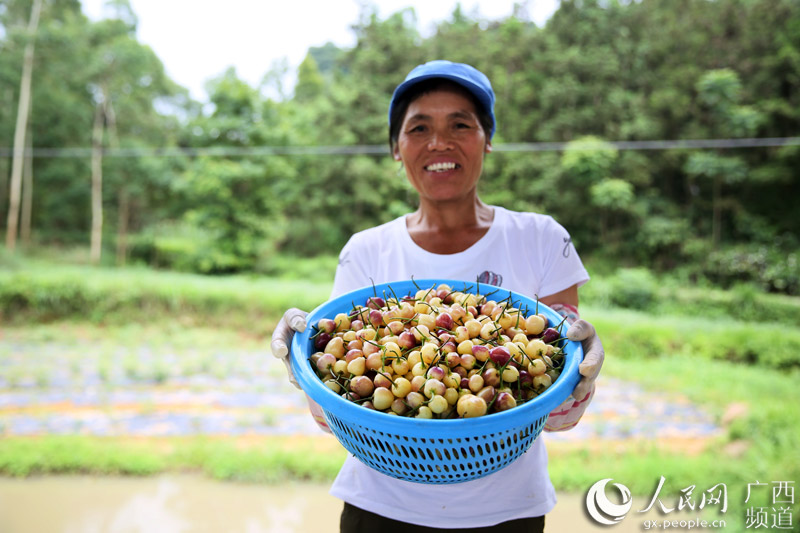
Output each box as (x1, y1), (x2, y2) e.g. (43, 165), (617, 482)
(0, 474), (669, 533)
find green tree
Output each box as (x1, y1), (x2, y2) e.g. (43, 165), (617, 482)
(294, 54), (324, 103)
(4, 0), (42, 252)
(685, 69), (762, 249)
(85, 3), (184, 263)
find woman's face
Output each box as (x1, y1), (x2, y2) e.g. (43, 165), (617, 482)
(393, 86), (492, 205)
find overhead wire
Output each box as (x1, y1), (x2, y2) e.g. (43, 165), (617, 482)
(0, 137), (799, 158)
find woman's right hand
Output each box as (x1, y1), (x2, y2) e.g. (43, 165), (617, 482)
(269, 308), (308, 389)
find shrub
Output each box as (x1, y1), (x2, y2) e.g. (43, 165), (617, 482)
(606, 268), (658, 310)
(701, 245), (800, 295)
(589, 309), (800, 370)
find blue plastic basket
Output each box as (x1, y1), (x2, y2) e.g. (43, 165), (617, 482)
(290, 279), (582, 484)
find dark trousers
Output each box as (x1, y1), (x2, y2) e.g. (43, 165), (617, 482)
(340, 502), (546, 533)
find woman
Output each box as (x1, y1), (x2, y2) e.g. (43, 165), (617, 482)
(271, 60), (605, 533)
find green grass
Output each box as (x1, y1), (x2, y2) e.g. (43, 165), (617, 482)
(0, 260), (332, 334)
(0, 436), (347, 482)
(583, 305), (800, 369)
(552, 350), (800, 532)
(1, 255), (798, 530)
(549, 348), (800, 483)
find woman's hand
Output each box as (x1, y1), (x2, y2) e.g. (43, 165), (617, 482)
(566, 318), (604, 400)
(544, 317), (604, 432)
(269, 308), (308, 389)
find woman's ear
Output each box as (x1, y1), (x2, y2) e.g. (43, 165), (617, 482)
(393, 145), (402, 161)
(485, 141), (493, 154)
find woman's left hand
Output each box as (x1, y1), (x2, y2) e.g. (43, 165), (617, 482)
(566, 318), (604, 400)
(544, 318), (604, 432)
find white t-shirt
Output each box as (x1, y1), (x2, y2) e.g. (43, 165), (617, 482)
(328, 205), (589, 529)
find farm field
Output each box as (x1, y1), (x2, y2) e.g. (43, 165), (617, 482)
(1, 260), (798, 531)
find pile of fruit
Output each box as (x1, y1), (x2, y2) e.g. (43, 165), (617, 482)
(308, 283), (567, 419)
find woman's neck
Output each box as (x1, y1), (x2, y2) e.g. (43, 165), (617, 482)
(406, 197), (494, 254)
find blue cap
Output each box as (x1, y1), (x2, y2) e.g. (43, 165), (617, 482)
(389, 60), (496, 139)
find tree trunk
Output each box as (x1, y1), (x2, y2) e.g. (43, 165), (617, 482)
(116, 187), (129, 266)
(90, 99), (105, 264)
(712, 174), (721, 249)
(21, 121), (33, 246)
(101, 91), (129, 267)
(5, 0), (43, 252)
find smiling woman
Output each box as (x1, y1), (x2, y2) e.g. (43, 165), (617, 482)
(269, 60), (606, 533)
(396, 86), (494, 252)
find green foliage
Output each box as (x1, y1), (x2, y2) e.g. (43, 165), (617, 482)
(561, 136), (618, 185)
(294, 54), (324, 102)
(589, 178), (634, 210)
(583, 267), (800, 325)
(696, 68), (743, 111)
(700, 245), (800, 294)
(604, 268), (657, 310)
(684, 152), (748, 184)
(587, 307), (800, 370)
(1, 0), (799, 294)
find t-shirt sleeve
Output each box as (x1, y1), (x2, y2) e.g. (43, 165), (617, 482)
(330, 233), (370, 299)
(537, 216), (590, 298)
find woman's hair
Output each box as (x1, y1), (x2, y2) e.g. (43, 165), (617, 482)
(388, 79), (494, 152)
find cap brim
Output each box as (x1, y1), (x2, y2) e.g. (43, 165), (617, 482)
(389, 73), (495, 138)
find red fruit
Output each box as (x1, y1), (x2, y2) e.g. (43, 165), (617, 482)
(398, 331), (417, 349)
(316, 353), (336, 373)
(342, 391), (360, 402)
(314, 332), (332, 350)
(476, 385), (496, 404)
(494, 392), (517, 412)
(366, 296), (385, 309)
(481, 367), (501, 387)
(436, 289), (452, 303)
(368, 309), (384, 328)
(345, 349), (363, 363)
(435, 312), (454, 331)
(542, 328), (560, 344)
(472, 344), (490, 361)
(489, 346), (512, 366)
(349, 375), (374, 397)
(317, 318), (336, 334)
(452, 366), (467, 379)
(444, 352), (461, 368)
(438, 332), (455, 344)
(426, 366), (445, 381)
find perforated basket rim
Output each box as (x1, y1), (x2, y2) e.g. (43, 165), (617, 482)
(290, 279), (583, 437)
